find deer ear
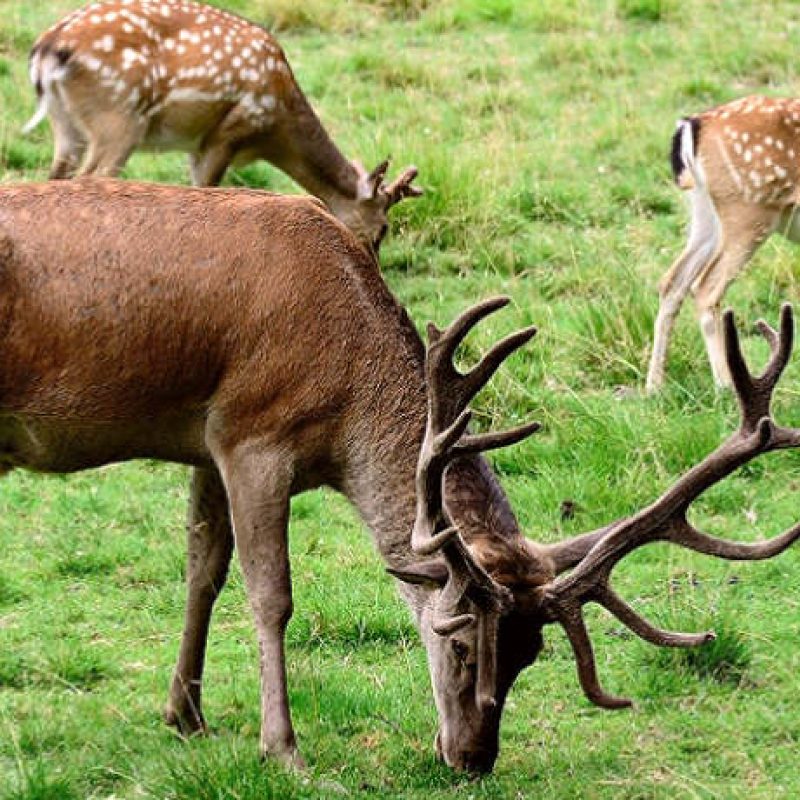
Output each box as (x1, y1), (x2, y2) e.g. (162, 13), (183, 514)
(387, 560), (448, 587)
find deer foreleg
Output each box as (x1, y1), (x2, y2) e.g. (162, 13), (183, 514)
(165, 466), (234, 736)
(188, 142), (234, 186)
(215, 442), (302, 768)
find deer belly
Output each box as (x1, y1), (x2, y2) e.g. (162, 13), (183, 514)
(142, 98), (232, 151)
(0, 413), (209, 473)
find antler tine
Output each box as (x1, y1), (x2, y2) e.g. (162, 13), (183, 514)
(368, 157), (391, 185)
(555, 601), (633, 709)
(593, 584), (715, 648)
(537, 305), (800, 711)
(724, 304), (794, 431)
(429, 296), (511, 369)
(758, 302), (793, 385)
(384, 166), (423, 207)
(427, 297), (537, 425)
(454, 420), (543, 458)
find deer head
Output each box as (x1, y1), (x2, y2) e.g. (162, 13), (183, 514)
(393, 298), (800, 773)
(330, 158), (423, 252)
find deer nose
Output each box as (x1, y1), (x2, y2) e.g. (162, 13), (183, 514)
(438, 734), (497, 773)
(453, 748), (497, 774)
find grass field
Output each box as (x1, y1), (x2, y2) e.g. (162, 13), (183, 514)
(2, 1), (800, 798)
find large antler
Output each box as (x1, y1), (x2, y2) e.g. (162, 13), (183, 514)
(412, 297), (540, 708)
(540, 304), (800, 709)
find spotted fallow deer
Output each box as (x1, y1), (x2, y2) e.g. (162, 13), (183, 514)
(2, 178), (800, 774)
(24, 0), (420, 251)
(647, 95), (800, 392)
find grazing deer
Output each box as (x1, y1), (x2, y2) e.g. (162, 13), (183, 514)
(1, 178), (799, 774)
(647, 95), (800, 392)
(24, 0), (420, 251)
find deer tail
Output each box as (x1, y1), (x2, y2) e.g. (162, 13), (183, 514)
(670, 116), (702, 190)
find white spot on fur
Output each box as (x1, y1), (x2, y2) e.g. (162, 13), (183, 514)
(94, 34), (115, 52)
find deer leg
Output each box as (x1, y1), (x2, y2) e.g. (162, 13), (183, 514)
(165, 466), (234, 736)
(646, 187), (720, 393)
(77, 113), (145, 177)
(47, 94), (87, 180)
(693, 221), (770, 388)
(214, 442), (302, 767)
(189, 104), (258, 186)
(189, 141), (234, 186)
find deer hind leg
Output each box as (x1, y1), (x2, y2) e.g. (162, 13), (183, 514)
(646, 186), (721, 393)
(46, 91), (87, 180)
(693, 209), (776, 387)
(76, 111), (146, 177)
(212, 439), (303, 767)
(165, 466), (234, 736)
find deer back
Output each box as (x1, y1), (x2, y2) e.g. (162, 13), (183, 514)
(0, 179), (417, 474)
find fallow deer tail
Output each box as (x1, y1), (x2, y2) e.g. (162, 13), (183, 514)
(670, 116), (702, 190)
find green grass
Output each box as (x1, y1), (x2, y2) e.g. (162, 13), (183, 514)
(3, 0), (800, 797)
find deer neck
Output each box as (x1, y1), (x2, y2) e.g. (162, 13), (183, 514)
(272, 90), (360, 212)
(339, 352), (545, 610)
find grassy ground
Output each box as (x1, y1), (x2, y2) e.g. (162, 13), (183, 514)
(2, 0), (800, 797)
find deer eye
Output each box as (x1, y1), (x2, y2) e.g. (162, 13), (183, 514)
(450, 639), (470, 662)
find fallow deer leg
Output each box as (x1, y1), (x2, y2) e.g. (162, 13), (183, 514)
(47, 92), (87, 180)
(77, 112), (145, 177)
(214, 443), (302, 768)
(646, 188), (720, 393)
(165, 466), (234, 736)
(188, 142), (234, 187)
(693, 211), (774, 388)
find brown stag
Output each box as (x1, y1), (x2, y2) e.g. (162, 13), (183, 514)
(1, 178), (799, 773)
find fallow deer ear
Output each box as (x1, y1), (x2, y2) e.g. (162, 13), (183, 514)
(387, 560), (448, 587)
